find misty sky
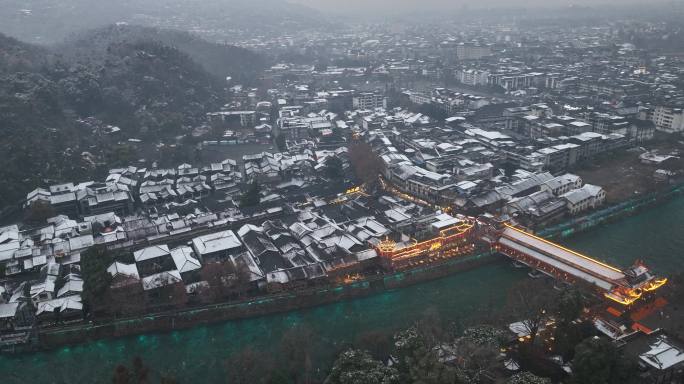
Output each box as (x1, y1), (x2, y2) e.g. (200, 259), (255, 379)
(290, 0), (662, 13)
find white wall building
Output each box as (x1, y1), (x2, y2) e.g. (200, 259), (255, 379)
(561, 184), (606, 215)
(352, 92), (388, 110)
(652, 106), (684, 133)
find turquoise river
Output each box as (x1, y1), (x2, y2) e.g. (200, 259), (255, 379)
(2, 196), (684, 383)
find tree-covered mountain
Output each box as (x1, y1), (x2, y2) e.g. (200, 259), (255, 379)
(0, 26), (268, 210)
(58, 25), (268, 82)
(0, 33), (49, 75)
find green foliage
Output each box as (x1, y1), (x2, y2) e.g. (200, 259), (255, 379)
(462, 325), (508, 348)
(354, 330), (394, 362)
(555, 289), (585, 325)
(80, 246), (114, 307)
(60, 25), (268, 82)
(240, 182), (261, 207)
(24, 200), (56, 225)
(348, 141), (384, 190)
(553, 321), (594, 361)
(324, 349), (399, 384)
(393, 327), (459, 384)
(571, 337), (639, 384)
(0, 34), (48, 75)
(507, 372), (551, 384)
(324, 156), (345, 180)
(106, 144), (137, 167)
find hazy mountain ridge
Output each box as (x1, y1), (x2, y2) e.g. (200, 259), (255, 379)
(1, 0), (326, 44)
(58, 25), (268, 81)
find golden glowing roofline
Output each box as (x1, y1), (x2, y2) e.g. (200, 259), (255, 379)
(641, 278), (668, 292)
(604, 291), (640, 306)
(504, 223), (623, 274)
(377, 223), (473, 259)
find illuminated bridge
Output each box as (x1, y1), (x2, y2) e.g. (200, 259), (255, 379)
(494, 224), (667, 306)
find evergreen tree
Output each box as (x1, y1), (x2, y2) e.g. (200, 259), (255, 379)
(507, 372), (551, 384)
(571, 337), (639, 384)
(81, 246), (114, 310)
(240, 181), (261, 207)
(325, 349), (399, 384)
(393, 327), (459, 384)
(324, 156), (344, 180)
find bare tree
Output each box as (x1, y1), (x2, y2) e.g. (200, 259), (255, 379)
(225, 347), (272, 384)
(108, 283), (147, 317)
(354, 329), (394, 361)
(280, 325), (316, 384)
(169, 282), (188, 309)
(200, 261), (237, 302)
(452, 337), (500, 383)
(504, 279), (557, 345)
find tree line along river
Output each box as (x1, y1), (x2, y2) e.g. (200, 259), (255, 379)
(2, 196), (684, 383)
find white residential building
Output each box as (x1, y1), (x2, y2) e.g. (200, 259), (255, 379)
(352, 92), (387, 110)
(561, 184), (606, 215)
(456, 69), (490, 86)
(652, 106), (684, 133)
(542, 174), (583, 196)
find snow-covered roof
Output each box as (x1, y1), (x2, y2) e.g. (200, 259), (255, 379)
(0, 303), (19, 319)
(509, 321), (533, 337)
(68, 235), (95, 251)
(134, 245), (171, 262)
(170, 246), (202, 273)
(640, 336), (684, 370)
(561, 184), (604, 204)
(141, 270), (182, 291)
(431, 213), (461, 231)
(35, 295), (83, 315)
(57, 280), (84, 297)
(501, 228), (623, 288)
(192, 230), (243, 256)
(107, 262), (140, 279)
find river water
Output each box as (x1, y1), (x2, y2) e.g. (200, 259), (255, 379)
(2, 196), (684, 383)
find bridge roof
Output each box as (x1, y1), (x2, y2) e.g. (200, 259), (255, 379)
(500, 238), (614, 291)
(502, 226), (626, 282)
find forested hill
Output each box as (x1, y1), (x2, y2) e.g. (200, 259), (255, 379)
(0, 33), (49, 75)
(0, 27), (268, 210)
(59, 25), (268, 82)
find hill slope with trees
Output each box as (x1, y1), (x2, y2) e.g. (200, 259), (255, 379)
(0, 26), (268, 210)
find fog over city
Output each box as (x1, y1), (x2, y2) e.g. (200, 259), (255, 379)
(1, 0), (682, 43)
(292, 0), (671, 12)
(1, 0), (684, 383)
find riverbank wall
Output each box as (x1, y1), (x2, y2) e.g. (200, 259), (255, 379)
(36, 251), (501, 350)
(537, 182), (684, 240)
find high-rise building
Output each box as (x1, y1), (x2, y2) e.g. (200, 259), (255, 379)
(652, 106), (684, 133)
(455, 68), (490, 86)
(352, 92), (388, 110)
